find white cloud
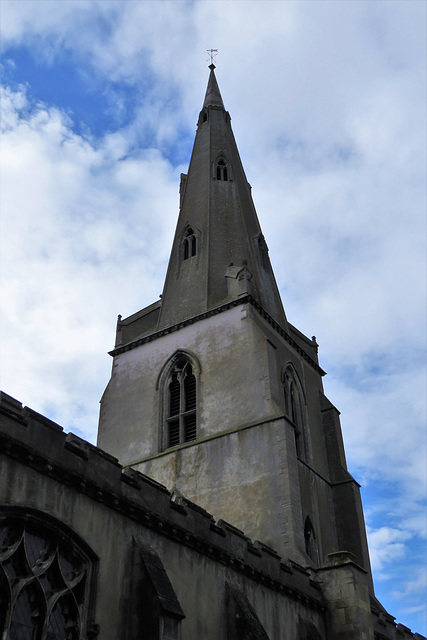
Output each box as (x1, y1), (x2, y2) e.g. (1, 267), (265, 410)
(0, 84), (179, 437)
(393, 569), (427, 600)
(327, 368), (426, 493)
(367, 526), (412, 574)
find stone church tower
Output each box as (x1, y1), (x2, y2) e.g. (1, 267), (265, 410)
(97, 65), (371, 581)
(2, 66), (424, 639)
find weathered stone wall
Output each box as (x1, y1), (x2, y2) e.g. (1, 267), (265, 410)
(0, 393), (325, 640)
(1, 393), (424, 639)
(99, 299), (339, 564)
(98, 301), (279, 464)
(136, 417), (307, 562)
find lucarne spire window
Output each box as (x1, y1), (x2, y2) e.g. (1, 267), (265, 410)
(183, 227), (197, 260)
(216, 159), (228, 181)
(166, 358), (197, 448)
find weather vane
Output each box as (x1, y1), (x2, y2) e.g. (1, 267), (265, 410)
(207, 49), (218, 66)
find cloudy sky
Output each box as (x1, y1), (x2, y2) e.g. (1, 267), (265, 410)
(0, 0), (425, 633)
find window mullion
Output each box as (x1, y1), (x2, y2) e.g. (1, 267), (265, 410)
(179, 371), (185, 445)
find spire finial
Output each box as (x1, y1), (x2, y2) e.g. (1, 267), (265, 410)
(207, 49), (218, 68)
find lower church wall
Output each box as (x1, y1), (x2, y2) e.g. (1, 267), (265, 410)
(1, 392), (424, 640)
(0, 393), (325, 639)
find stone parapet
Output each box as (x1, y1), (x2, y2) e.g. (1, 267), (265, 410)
(0, 391), (323, 613)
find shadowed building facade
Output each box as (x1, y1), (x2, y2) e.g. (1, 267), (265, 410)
(1, 67), (424, 640)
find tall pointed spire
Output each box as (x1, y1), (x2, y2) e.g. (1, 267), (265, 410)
(157, 66), (287, 331)
(203, 64), (224, 109)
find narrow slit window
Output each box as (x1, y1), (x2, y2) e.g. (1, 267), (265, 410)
(304, 516), (318, 564)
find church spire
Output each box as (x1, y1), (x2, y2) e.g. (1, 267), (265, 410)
(157, 66), (287, 331)
(203, 64), (225, 109)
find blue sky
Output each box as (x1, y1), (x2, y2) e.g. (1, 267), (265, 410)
(0, 0), (426, 634)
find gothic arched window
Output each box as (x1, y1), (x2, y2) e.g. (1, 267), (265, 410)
(283, 365), (309, 461)
(0, 510), (97, 640)
(216, 159), (228, 181)
(182, 227), (197, 260)
(166, 357), (197, 448)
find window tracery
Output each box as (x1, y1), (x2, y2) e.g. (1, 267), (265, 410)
(182, 227), (197, 260)
(165, 357), (197, 448)
(216, 158), (228, 181)
(283, 365), (309, 461)
(0, 512), (96, 640)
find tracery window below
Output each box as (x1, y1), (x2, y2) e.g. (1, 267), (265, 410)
(0, 513), (95, 640)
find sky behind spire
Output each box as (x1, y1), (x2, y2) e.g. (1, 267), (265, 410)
(0, 1), (425, 633)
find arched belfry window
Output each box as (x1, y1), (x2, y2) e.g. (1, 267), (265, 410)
(0, 509), (97, 639)
(182, 227), (197, 260)
(216, 158), (228, 181)
(165, 356), (197, 448)
(283, 365), (309, 461)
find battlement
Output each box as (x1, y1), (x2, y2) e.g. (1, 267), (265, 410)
(2, 393), (424, 640)
(0, 391), (323, 612)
